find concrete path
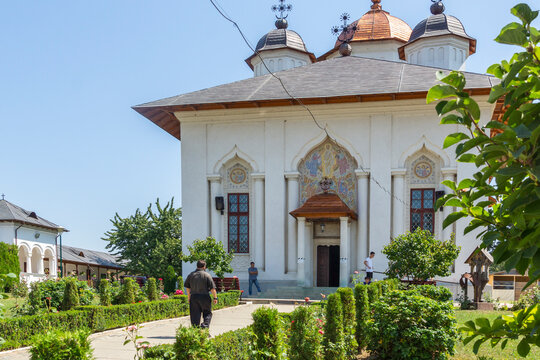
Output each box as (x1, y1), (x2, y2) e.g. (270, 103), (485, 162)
(0, 303), (295, 360)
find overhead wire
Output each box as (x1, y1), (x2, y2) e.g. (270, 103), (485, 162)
(208, 0), (409, 207)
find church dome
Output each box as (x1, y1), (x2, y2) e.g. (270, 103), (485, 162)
(255, 22), (310, 55)
(399, 2), (476, 60)
(334, 0), (412, 47)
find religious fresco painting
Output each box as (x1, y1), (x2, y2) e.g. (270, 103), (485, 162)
(298, 139), (358, 210)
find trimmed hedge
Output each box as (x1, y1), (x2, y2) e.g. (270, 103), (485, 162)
(0, 243), (19, 292)
(409, 285), (453, 302)
(29, 329), (93, 360)
(0, 292), (240, 351)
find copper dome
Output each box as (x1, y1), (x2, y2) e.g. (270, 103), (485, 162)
(334, 0), (412, 47)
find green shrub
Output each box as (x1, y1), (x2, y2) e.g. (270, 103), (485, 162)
(354, 284), (369, 350)
(323, 293), (345, 360)
(146, 278), (159, 302)
(0, 243), (19, 292)
(174, 326), (215, 360)
(251, 306), (283, 359)
(29, 329), (93, 360)
(117, 278), (136, 304)
(177, 276), (184, 292)
(337, 287), (356, 359)
(409, 285), (453, 302)
(289, 305), (323, 360)
(212, 326), (252, 360)
(367, 283), (379, 303)
(164, 266), (176, 294)
(513, 285), (540, 310)
(98, 279), (111, 306)
(30, 278), (94, 312)
(11, 278), (28, 304)
(61, 279), (80, 311)
(144, 343), (176, 359)
(0, 291), (240, 351)
(367, 291), (458, 360)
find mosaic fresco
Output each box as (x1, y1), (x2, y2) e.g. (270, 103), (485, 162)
(298, 139), (358, 210)
(409, 155), (437, 185)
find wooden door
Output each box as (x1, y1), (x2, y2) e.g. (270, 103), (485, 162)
(317, 246), (329, 287)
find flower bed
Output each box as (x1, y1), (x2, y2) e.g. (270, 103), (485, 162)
(0, 291), (240, 351)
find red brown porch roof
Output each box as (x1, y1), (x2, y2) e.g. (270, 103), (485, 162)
(290, 193), (357, 220)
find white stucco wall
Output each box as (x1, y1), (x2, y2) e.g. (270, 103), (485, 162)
(326, 40), (406, 62)
(178, 96), (495, 286)
(402, 35), (470, 70)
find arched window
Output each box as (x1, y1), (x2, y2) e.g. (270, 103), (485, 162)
(223, 162), (251, 253)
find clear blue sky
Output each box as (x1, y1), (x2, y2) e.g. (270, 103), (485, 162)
(0, 0), (530, 251)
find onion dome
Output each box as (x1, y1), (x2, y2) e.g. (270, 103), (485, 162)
(245, 19), (316, 70)
(334, 0), (412, 47)
(398, 1), (476, 60)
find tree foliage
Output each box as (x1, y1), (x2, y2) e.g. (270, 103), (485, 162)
(0, 243), (19, 292)
(183, 237), (233, 279)
(427, 3), (540, 356)
(103, 198), (182, 278)
(383, 229), (460, 281)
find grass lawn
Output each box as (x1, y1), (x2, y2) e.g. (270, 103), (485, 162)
(453, 310), (539, 360)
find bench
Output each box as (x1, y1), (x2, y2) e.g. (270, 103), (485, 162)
(213, 277), (240, 292)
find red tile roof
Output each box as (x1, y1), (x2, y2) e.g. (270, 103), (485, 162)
(290, 193), (357, 220)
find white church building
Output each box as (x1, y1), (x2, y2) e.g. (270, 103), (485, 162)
(133, 1), (502, 289)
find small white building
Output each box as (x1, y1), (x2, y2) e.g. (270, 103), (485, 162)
(0, 198), (66, 284)
(133, 1), (502, 290)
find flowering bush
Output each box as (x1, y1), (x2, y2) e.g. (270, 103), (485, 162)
(514, 285), (540, 310)
(174, 326), (215, 360)
(174, 289), (184, 295)
(367, 291), (458, 360)
(161, 294), (169, 300)
(123, 324), (149, 360)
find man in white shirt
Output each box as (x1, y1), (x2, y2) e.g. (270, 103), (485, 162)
(364, 251), (375, 280)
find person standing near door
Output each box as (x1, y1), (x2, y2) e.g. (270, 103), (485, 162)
(248, 261), (262, 296)
(364, 251), (375, 280)
(184, 260), (218, 328)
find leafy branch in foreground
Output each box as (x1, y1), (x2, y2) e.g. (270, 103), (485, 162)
(427, 3), (539, 356)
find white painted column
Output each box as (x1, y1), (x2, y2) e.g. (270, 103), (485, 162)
(340, 217), (350, 287)
(38, 255), (45, 275)
(25, 254), (31, 273)
(252, 173), (266, 269)
(296, 217), (306, 287)
(208, 175), (222, 244)
(442, 169), (456, 241)
(356, 170), (369, 272)
(391, 170), (407, 239)
(285, 172), (300, 273)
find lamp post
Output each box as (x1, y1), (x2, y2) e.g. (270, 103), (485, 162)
(57, 227), (65, 277)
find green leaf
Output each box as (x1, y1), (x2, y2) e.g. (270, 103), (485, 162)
(498, 166), (527, 176)
(440, 114), (462, 124)
(487, 63), (504, 78)
(517, 338), (531, 357)
(457, 179), (475, 190)
(514, 124), (532, 138)
(426, 85), (458, 103)
(511, 4), (538, 25)
(488, 85), (507, 103)
(444, 133), (470, 149)
(436, 71), (466, 91)
(495, 22), (528, 47)
(463, 98), (481, 120)
(445, 198), (463, 207)
(443, 212), (467, 229)
(472, 339), (485, 354)
(441, 180), (457, 191)
(458, 154), (476, 163)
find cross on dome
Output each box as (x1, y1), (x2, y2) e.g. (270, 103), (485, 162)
(272, 0), (292, 20)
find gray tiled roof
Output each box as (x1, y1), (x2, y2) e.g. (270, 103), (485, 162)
(61, 245), (124, 269)
(134, 56), (495, 109)
(0, 199), (64, 231)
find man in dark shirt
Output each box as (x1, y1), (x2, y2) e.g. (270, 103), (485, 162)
(184, 260), (218, 328)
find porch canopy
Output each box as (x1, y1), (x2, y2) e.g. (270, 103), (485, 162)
(290, 192), (357, 220)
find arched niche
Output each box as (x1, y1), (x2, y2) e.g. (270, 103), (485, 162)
(298, 138), (358, 210)
(18, 243), (30, 273)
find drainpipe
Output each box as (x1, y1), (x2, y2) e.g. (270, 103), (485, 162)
(14, 224), (23, 246)
(57, 227), (65, 278)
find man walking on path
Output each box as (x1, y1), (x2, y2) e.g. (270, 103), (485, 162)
(184, 260), (218, 328)
(364, 251), (375, 280)
(248, 261), (262, 296)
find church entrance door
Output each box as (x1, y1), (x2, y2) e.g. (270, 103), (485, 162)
(316, 245), (339, 287)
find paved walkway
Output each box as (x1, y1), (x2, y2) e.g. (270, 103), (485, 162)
(0, 303), (295, 360)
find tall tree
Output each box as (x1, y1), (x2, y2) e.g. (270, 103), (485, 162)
(428, 3), (539, 356)
(103, 199), (182, 278)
